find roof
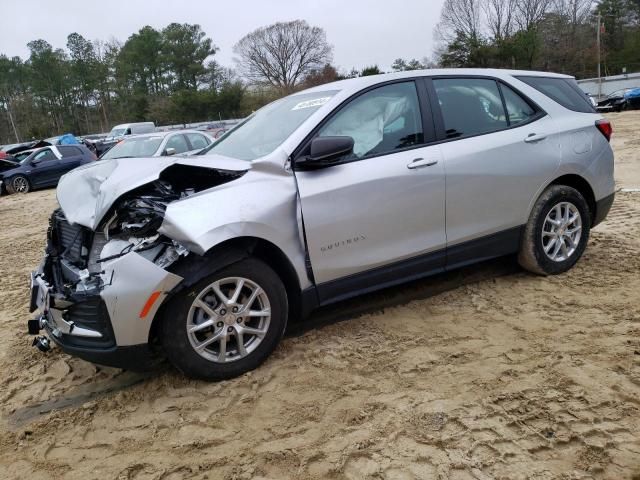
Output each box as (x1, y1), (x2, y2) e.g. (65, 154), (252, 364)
(299, 68), (574, 96)
(119, 129), (209, 140)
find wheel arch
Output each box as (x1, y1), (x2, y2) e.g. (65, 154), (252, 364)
(7, 173), (32, 193)
(547, 174), (597, 225)
(149, 236), (305, 345)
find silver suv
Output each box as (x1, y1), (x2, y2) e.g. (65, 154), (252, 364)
(29, 69), (615, 380)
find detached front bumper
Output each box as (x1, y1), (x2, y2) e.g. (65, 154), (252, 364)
(29, 249), (183, 370)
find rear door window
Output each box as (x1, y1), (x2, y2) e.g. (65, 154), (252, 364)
(500, 84), (538, 126)
(433, 78), (507, 139)
(516, 76), (595, 113)
(166, 134), (190, 154)
(186, 133), (210, 150)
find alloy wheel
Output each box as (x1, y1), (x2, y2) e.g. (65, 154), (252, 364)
(541, 201), (582, 262)
(186, 277), (271, 363)
(13, 177), (29, 193)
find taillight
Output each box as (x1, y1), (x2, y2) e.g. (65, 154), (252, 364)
(595, 119), (613, 142)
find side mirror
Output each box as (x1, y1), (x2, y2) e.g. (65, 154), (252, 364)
(163, 147), (177, 157)
(297, 136), (354, 170)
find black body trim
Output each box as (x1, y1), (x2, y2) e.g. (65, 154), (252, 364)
(593, 192), (615, 228)
(317, 250), (446, 306)
(314, 226), (524, 308)
(446, 225), (523, 270)
(46, 331), (160, 371)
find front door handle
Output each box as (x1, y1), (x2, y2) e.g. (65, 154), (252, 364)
(524, 133), (548, 143)
(407, 157), (438, 169)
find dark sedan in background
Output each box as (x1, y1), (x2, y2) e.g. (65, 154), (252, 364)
(597, 87), (640, 112)
(0, 144), (96, 194)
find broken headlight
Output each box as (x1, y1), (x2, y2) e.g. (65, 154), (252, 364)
(106, 180), (180, 238)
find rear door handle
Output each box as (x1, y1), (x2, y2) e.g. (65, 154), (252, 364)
(524, 133), (548, 143)
(407, 157), (438, 169)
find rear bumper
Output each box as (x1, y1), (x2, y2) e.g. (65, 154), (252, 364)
(593, 192), (615, 227)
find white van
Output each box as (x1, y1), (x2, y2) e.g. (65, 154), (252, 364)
(107, 122), (156, 139)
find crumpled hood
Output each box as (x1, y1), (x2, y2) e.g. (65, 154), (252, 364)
(57, 154), (251, 230)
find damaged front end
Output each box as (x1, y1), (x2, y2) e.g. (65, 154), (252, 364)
(29, 159), (247, 369)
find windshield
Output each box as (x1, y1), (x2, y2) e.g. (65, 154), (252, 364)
(101, 137), (163, 159)
(108, 128), (127, 137)
(200, 90), (338, 161)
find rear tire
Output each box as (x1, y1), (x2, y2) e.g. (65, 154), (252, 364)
(7, 175), (30, 194)
(518, 185), (591, 275)
(161, 257), (288, 380)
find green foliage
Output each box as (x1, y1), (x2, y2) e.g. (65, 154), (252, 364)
(596, 0), (640, 74)
(435, 0), (640, 78)
(391, 58), (427, 71)
(0, 24), (253, 143)
(360, 65), (383, 76)
(162, 23), (216, 91)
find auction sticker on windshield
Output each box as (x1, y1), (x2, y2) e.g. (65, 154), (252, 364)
(292, 97), (332, 110)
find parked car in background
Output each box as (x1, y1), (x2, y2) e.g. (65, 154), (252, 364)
(29, 69), (614, 380)
(1, 143), (27, 155)
(94, 122), (156, 156)
(212, 128), (229, 139)
(107, 122), (156, 138)
(0, 155), (20, 175)
(0, 144), (96, 194)
(10, 148), (37, 163)
(2, 139), (52, 157)
(597, 87), (640, 112)
(99, 130), (213, 160)
(80, 133), (108, 142)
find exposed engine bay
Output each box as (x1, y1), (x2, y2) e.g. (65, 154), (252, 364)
(48, 165), (245, 299)
(98, 165), (244, 261)
(30, 152), (310, 361)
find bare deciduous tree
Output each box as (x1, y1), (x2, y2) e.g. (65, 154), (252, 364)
(436, 0), (483, 43)
(234, 20), (333, 92)
(483, 0), (516, 40)
(553, 0), (594, 27)
(514, 0), (553, 30)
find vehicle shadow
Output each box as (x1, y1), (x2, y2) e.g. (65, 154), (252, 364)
(6, 256), (521, 429)
(288, 255), (521, 336)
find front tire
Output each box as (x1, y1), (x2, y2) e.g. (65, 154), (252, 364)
(7, 175), (31, 194)
(518, 185), (591, 275)
(161, 257), (288, 380)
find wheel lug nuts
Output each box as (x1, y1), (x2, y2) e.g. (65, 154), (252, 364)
(217, 322), (223, 328)
(227, 327), (233, 333)
(237, 318), (242, 323)
(232, 307), (238, 313)
(220, 309), (226, 315)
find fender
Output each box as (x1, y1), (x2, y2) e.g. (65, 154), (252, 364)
(159, 164), (312, 291)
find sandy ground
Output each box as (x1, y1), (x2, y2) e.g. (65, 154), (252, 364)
(1, 112), (639, 480)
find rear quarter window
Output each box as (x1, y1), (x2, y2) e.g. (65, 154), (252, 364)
(516, 76), (595, 113)
(58, 146), (82, 157)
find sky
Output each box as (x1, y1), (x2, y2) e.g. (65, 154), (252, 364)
(0, 0), (446, 72)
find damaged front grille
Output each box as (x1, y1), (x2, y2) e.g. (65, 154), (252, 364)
(49, 210), (92, 268)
